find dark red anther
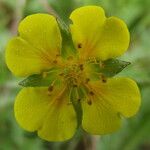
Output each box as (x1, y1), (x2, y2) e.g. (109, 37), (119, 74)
(48, 85), (53, 92)
(89, 91), (94, 96)
(78, 43), (82, 48)
(87, 99), (92, 105)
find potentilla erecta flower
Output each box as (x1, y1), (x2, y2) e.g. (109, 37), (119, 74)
(5, 6), (141, 141)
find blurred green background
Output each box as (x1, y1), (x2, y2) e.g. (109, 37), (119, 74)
(0, 0), (150, 150)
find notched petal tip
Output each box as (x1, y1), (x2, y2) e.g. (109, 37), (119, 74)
(70, 5), (105, 20)
(69, 6), (130, 60)
(14, 87), (77, 142)
(6, 13), (62, 77)
(119, 78), (141, 118)
(81, 96), (121, 135)
(81, 77), (141, 135)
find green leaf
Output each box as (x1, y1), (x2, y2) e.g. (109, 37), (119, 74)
(19, 68), (60, 87)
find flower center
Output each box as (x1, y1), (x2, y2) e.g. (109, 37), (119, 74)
(62, 63), (85, 87)
(46, 57), (106, 105)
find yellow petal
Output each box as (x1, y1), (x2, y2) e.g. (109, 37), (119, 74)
(82, 94), (121, 134)
(6, 37), (52, 77)
(19, 13), (61, 56)
(70, 6), (129, 60)
(15, 87), (50, 131)
(15, 86), (77, 141)
(38, 87), (77, 141)
(95, 17), (130, 60)
(89, 77), (141, 118)
(81, 77), (141, 134)
(6, 13), (62, 77)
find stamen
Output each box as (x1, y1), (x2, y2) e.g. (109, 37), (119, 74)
(89, 91), (94, 96)
(78, 98), (81, 102)
(59, 73), (64, 76)
(73, 84), (78, 87)
(48, 85), (54, 92)
(52, 54), (61, 64)
(102, 78), (107, 83)
(79, 64), (84, 71)
(101, 74), (107, 83)
(56, 54), (61, 57)
(87, 99), (92, 105)
(53, 60), (57, 64)
(78, 43), (82, 48)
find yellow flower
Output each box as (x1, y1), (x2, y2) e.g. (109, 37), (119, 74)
(5, 6), (141, 141)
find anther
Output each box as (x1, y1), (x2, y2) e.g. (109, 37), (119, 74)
(53, 60), (57, 64)
(73, 84), (78, 87)
(79, 64), (84, 71)
(78, 98), (81, 102)
(78, 43), (82, 48)
(102, 78), (107, 83)
(89, 91), (94, 96)
(87, 99), (92, 105)
(48, 85), (54, 92)
(56, 54), (61, 57)
(101, 74), (107, 83)
(59, 73), (64, 76)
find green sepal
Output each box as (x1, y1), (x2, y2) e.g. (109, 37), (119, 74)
(100, 59), (131, 77)
(57, 18), (77, 59)
(70, 86), (83, 128)
(89, 58), (130, 78)
(19, 68), (60, 87)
